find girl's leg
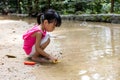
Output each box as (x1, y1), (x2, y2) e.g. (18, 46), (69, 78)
(39, 38), (50, 59)
(40, 38), (50, 50)
(31, 38), (50, 62)
(30, 34), (50, 63)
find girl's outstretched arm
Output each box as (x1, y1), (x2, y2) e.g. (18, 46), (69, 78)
(34, 32), (56, 61)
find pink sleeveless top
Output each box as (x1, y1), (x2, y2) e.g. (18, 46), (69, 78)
(23, 25), (46, 55)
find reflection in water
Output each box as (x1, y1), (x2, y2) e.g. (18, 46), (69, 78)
(79, 70), (87, 75)
(82, 23), (120, 80)
(90, 26), (113, 58)
(89, 24), (120, 58)
(81, 75), (90, 80)
(91, 73), (100, 80)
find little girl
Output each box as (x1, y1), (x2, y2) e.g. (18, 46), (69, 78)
(22, 9), (61, 63)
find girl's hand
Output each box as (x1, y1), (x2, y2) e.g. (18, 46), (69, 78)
(48, 56), (58, 63)
(52, 59), (59, 64)
(49, 56), (57, 61)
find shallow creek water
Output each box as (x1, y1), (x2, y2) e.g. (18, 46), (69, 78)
(33, 21), (120, 80)
(0, 15), (120, 80)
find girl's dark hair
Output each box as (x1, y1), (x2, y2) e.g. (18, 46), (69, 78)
(37, 9), (61, 27)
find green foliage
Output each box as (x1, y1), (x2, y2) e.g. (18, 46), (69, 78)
(114, 1), (120, 14)
(101, 3), (111, 13)
(0, 0), (120, 15)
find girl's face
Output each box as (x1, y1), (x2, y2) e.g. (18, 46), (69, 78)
(43, 20), (56, 32)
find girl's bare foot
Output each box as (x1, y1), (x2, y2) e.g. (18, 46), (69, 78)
(31, 57), (49, 63)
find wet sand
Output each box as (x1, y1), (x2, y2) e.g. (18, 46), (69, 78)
(0, 16), (120, 80)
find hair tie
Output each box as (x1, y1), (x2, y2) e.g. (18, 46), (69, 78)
(40, 14), (44, 23)
(55, 12), (58, 18)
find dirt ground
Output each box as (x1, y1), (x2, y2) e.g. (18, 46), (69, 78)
(0, 20), (36, 80)
(0, 16), (120, 80)
(0, 17), (63, 80)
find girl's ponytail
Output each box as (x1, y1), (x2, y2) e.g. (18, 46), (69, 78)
(37, 13), (44, 25)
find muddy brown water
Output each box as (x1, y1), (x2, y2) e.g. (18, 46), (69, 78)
(34, 21), (120, 80)
(0, 16), (120, 80)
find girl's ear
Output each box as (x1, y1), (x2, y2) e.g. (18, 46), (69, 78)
(43, 20), (48, 26)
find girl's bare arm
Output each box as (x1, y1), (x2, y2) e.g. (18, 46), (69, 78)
(34, 32), (55, 60)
